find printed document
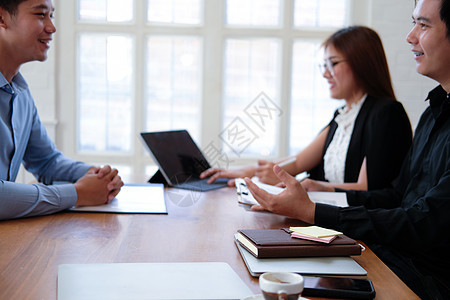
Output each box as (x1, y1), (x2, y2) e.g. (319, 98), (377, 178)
(235, 178), (348, 208)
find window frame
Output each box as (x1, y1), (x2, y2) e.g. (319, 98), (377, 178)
(56, 0), (369, 182)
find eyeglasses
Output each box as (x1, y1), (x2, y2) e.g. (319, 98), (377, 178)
(319, 59), (346, 76)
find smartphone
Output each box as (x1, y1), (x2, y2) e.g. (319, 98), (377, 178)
(302, 276), (376, 299)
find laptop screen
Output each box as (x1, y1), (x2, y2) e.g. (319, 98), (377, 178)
(140, 130), (211, 185)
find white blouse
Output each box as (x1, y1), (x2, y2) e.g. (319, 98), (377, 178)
(323, 95), (367, 184)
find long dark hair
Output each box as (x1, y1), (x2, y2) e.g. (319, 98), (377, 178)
(323, 26), (396, 100)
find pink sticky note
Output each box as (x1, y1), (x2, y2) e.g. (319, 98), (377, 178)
(291, 232), (337, 244)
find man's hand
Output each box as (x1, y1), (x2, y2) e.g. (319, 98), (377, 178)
(87, 165), (124, 201)
(245, 164), (316, 224)
(76, 165), (124, 206)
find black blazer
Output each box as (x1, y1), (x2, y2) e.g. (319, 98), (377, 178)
(309, 95), (412, 190)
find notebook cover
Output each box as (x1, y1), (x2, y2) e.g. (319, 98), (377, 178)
(234, 237), (367, 278)
(237, 229), (361, 258)
(58, 262), (253, 300)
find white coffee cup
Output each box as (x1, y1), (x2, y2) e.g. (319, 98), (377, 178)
(259, 272), (304, 300)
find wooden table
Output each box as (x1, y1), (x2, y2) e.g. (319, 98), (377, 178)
(0, 186), (418, 299)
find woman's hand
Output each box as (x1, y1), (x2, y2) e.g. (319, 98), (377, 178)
(255, 160), (280, 185)
(301, 179), (335, 192)
(200, 167), (254, 187)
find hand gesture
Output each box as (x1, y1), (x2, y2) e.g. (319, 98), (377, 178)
(245, 165), (316, 224)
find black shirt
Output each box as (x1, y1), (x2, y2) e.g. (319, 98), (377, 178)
(315, 85), (450, 297)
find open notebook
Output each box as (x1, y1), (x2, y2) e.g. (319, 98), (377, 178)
(235, 178), (349, 208)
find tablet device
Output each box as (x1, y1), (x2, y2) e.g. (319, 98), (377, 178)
(140, 130), (228, 191)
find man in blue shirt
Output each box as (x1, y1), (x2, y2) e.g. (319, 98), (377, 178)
(246, 0), (450, 298)
(0, 0), (123, 220)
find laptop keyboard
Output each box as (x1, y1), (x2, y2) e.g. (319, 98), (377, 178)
(174, 177), (229, 192)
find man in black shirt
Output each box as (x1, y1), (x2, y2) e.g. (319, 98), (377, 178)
(245, 0), (450, 298)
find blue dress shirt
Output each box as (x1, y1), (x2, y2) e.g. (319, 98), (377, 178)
(0, 72), (91, 220)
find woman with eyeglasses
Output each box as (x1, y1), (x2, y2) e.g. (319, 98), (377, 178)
(201, 26), (412, 192)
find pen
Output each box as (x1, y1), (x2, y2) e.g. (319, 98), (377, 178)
(295, 172), (310, 183)
(277, 158), (309, 183)
(278, 156), (296, 167)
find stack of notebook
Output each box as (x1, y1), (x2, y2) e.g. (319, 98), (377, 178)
(236, 227), (361, 258)
(234, 226), (367, 278)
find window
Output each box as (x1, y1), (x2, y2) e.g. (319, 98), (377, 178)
(223, 38), (281, 156)
(58, 0), (357, 183)
(145, 36), (203, 139)
(77, 34), (134, 153)
(226, 0), (281, 27)
(294, 0), (347, 27)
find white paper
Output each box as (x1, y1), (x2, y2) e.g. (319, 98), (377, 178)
(236, 178), (348, 207)
(70, 184), (167, 213)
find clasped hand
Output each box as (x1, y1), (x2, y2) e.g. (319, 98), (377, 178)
(74, 165), (124, 206)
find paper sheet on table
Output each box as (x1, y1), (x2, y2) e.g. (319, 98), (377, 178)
(235, 178), (348, 208)
(70, 184), (167, 214)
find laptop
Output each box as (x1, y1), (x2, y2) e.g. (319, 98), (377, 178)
(58, 262), (253, 300)
(140, 130), (229, 191)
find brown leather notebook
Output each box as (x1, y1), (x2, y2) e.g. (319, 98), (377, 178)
(237, 228), (361, 258)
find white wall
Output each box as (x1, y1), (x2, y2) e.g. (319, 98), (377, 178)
(21, 0), (438, 150)
(369, 0), (437, 128)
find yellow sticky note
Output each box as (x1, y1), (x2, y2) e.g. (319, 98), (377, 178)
(290, 226), (342, 238)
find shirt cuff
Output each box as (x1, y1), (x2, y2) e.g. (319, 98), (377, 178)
(73, 164), (93, 182)
(314, 203), (341, 230)
(56, 183), (78, 209)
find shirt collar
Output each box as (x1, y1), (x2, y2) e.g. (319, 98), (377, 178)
(426, 85), (450, 120)
(0, 72), (29, 95)
(339, 93), (368, 115)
